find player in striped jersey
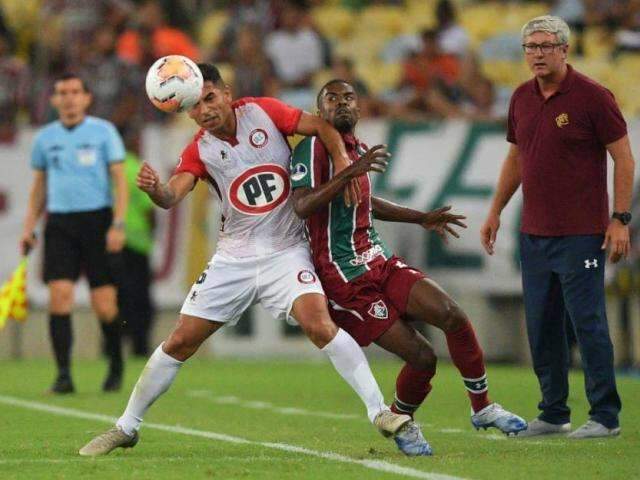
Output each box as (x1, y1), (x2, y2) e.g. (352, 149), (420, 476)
(291, 80), (527, 447)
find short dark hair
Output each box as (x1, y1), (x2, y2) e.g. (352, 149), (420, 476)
(420, 29), (439, 42)
(197, 63), (225, 86)
(53, 72), (90, 93)
(316, 79), (352, 109)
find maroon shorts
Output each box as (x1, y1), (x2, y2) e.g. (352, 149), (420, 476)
(324, 256), (426, 346)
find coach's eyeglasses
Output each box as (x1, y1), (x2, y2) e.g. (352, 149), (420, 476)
(522, 43), (564, 54)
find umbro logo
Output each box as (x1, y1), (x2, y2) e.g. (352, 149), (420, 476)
(584, 259), (598, 269)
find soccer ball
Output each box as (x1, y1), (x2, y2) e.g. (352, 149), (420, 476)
(145, 55), (203, 113)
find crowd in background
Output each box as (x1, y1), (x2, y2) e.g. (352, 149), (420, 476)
(1, 0), (640, 145)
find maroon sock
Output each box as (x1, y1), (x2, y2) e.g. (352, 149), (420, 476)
(445, 320), (491, 413)
(390, 363), (435, 418)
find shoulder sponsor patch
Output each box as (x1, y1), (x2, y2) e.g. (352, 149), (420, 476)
(290, 163), (308, 182)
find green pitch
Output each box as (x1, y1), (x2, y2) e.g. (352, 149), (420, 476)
(1, 358), (638, 479)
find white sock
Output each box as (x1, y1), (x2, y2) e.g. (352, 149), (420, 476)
(116, 343), (183, 435)
(321, 328), (387, 423)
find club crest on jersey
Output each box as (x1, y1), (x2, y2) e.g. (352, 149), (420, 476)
(290, 163), (308, 182)
(249, 128), (269, 148)
(229, 164), (290, 215)
(297, 269), (317, 284)
(368, 300), (388, 320)
(555, 113), (569, 128)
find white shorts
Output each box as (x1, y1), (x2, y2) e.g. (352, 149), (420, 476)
(180, 243), (325, 324)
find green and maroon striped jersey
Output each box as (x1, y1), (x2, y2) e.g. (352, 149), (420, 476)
(291, 134), (392, 283)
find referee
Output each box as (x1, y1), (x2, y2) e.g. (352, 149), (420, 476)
(481, 16), (635, 438)
(20, 73), (129, 394)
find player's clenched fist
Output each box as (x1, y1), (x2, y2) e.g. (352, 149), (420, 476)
(137, 162), (161, 194)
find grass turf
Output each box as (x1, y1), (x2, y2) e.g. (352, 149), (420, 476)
(1, 358), (638, 479)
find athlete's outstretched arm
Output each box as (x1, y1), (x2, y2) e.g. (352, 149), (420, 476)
(296, 112), (360, 206)
(292, 145), (389, 219)
(137, 162), (196, 209)
(372, 197), (467, 243)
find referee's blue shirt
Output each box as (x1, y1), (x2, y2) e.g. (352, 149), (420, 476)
(31, 116), (125, 213)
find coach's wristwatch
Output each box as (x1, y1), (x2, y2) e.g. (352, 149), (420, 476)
(111, 220), (125, 230)
(612, 211), (632, 225)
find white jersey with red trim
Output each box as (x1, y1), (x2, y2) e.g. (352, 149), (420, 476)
(175, 97), (305, 258)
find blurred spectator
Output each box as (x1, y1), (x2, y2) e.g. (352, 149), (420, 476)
(382, 0), (470, 63)
(0, 31), (29, 142)
(399, 30), (460, 99)
(435, 0), (470, 58)
(29, 44), (68, 125)
(331, 57), (379, 117)
(458, 73), (500, 121)
(613, 1), (640, 55)
(0, 6), (14, 51)
(551, 0), (586, 56)
(231, 24), (279, 98)
(213, 0), (276, 63)
(584, 0), (628, 31)
(117, 133), (156, 358)
(265, 1), (324, 90)
(81, 25), (143, 137)
(104, 1), (136, 36)
(117, 0), (200, 66)
(394, 30), (500, 121)
(39, 0), (127, 66)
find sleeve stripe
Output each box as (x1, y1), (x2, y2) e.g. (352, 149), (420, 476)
(310, 136), (315, 188)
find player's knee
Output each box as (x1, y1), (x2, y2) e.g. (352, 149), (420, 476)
(164, 331), (199, 361)
(300, 315), (338, 348)
(440, 301), (468, 333)
(412, 344), (437, 372)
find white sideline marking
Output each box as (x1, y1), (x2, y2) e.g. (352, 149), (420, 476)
(191, 392), (549, 445)
(0, 456), (283, 465)
(0, 394), (468, 480)
(185, 390), (529, 442)
(187, 390), (361, 420)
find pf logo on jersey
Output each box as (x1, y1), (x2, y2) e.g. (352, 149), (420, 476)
(229, 164), (290, 215)
(249, 129), (269, 148)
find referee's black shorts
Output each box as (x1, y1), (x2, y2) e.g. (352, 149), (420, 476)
(44, 208), (118, 288)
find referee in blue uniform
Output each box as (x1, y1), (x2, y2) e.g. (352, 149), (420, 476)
(20, 73), (129, 393)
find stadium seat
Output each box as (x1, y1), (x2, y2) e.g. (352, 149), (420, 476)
(481, 59), (529, 88)
(582, 27), (614, 59)
(198, 11), (230, 56)
(356, 5), (406, 39)
(355, 62), (401, 95)
(311, 6), (355, 41)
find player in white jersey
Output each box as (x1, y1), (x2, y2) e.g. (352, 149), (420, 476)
(80, 64), (429, 457)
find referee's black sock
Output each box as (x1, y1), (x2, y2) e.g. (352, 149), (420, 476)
(49, 314), (73, 377)
(100, 317), (123, 374)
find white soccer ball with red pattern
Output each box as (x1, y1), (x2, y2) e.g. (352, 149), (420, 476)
(145, 55), (203, 113)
